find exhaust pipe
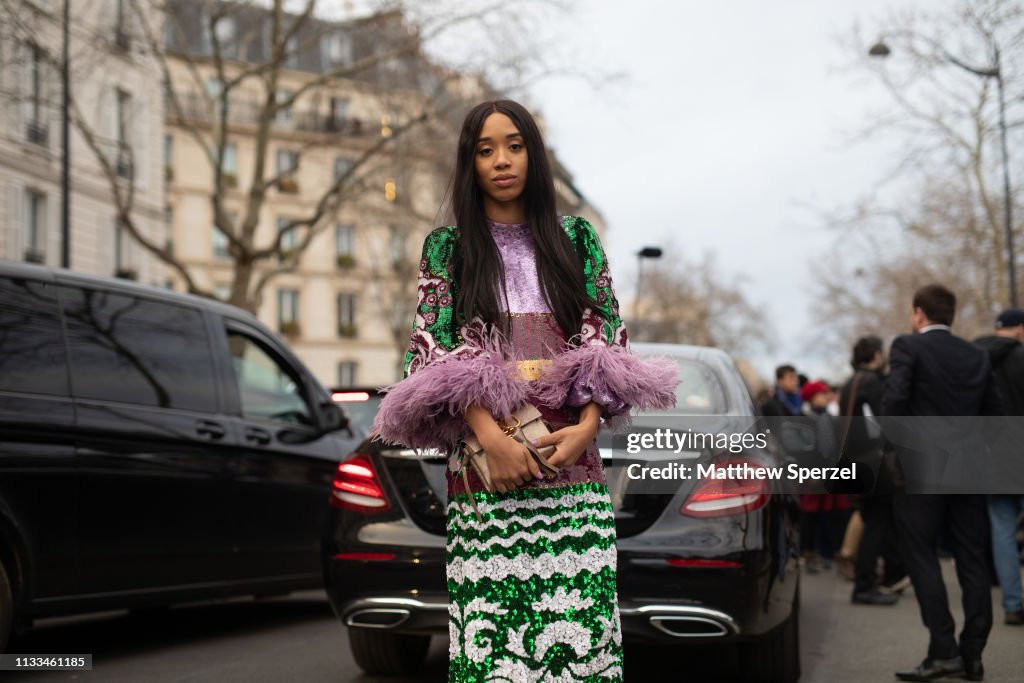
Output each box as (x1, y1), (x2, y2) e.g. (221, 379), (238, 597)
(345, 608), (411, 629)
(622, 604), (739, 639)
(649, 615), (731, 637)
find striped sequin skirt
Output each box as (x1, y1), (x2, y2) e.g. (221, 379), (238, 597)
(445, 478), (623, 682)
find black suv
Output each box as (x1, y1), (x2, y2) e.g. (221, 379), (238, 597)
(0, 261), (363, 652)
(322, 343), (802, 683)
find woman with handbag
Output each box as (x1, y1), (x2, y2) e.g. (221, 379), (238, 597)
(372, 100), (678, 682)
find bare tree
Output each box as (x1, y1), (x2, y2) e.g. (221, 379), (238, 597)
(818, 0), (1024, 344)
(1, 0), (573, 313)
(632, 243), (774, 357)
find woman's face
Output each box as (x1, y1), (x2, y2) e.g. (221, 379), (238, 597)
(474, 112), (528, 211)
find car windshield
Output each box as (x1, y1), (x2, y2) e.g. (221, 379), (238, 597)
(636, 356), (727, 416)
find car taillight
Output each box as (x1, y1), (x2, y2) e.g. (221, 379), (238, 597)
(331, 453), (391, 513)
(680, 458), (771, 518)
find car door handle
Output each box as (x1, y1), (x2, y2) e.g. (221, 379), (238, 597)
(244, 427), (272, 446)
(196, 419), (226, 440)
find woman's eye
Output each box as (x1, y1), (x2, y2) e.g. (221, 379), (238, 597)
(510, 143), (523, 151)
(478, 148), (492, 156)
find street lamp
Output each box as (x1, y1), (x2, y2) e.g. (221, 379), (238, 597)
(634, 246), (663, 338)
(61, 0), (70, 268)
(870, 38), (1017, 307)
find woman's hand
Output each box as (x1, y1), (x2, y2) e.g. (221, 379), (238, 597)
(479, 431), (540, 493)
(532, 403), (602, 469)
(465, 405), (541, 493)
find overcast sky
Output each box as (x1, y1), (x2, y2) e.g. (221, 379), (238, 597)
(519, 0), (942, 383)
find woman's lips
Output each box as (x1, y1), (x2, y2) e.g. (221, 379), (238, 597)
(494, 176), (516, 188)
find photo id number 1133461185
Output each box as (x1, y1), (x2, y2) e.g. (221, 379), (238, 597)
(0, 655), (93, 671)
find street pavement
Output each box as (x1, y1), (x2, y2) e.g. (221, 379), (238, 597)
(5, 558), (1020, 682)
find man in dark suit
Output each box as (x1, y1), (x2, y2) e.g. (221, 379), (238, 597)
(883, 284), (1002, 682)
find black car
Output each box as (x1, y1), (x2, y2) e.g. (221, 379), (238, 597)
(321, 343), (802, 682)
(0, 262), (363, 652)
(329, 387), (383, 434)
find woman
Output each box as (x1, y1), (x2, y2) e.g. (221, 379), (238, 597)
(372, 100), (678, 681)
(840, 335), (908, 604)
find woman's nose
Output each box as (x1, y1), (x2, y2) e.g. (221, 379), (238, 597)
(495, 150), (510, 168)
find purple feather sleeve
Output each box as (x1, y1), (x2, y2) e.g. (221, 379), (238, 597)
(371, 348), (528, 450)
(532, 344), (680, 432)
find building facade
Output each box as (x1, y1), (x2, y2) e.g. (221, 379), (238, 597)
(0, 0), (166, 284)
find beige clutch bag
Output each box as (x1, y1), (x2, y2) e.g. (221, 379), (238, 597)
(458, 404), (560, 520)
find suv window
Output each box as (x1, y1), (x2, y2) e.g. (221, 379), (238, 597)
(0, 277), (69, 396)
(60, 286), (217, 412)
(227, 331), (313, 426)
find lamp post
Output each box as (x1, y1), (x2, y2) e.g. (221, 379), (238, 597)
(61, 0), (70, 268)
(634, 246), (663, 339)
(870, 38), (1017, 307)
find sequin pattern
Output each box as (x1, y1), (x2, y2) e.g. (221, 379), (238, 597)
(442, 219), (624, 682)
(390, 217), (628, 681)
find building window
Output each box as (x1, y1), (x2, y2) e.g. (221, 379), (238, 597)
(389, 225), (406, 267)
(324, 33), (352, 67)
(26, 43), (48, 145)
(221, 142), (237, 187)
(278, 289), (300, 336)
(213, 211), (236, 260)
(23, 189), (46, 264)
(277, 217), (298, 261)
(337, 293), (357, 338)
(334, 156), (353, 182)
(328, 96), (349, 131)
(212, 15), (236, 56)
(114, 0), (130, 50)
(335, 224), (355, 268)
(337, 361), (357, 386)
(115, 88), (132, 177)
(164, 134), (173, 181)
(114, 219), (137, 279)
(274, 89), (292, 125)
(276, 149), (298, 192)
(285, 36), (299, 68)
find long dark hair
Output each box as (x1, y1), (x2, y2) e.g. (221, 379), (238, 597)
(449, 100), (597, 342)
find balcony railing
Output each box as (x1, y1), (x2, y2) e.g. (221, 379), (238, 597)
(169, 92), (370, 137)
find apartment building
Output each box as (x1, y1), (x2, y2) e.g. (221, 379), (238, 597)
(0, 0), (166, 283)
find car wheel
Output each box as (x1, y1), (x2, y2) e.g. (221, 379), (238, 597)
(0, 560), (12, 654)
(348, 628), (430, 674)
(738, 602), (800, 683)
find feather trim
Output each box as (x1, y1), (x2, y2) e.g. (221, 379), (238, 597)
(532, 344), (679, 432)
(371, 349), (528, 450)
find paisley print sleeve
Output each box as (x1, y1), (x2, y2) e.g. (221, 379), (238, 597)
(371, 227), (528, 450)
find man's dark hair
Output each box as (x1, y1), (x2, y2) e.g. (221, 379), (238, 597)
(912, 284), (956, 326)
(851, 335), (883, 368)
(775, 364), (796, 380)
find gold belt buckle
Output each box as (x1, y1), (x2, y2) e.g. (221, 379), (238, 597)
(514, 360), (551, 381)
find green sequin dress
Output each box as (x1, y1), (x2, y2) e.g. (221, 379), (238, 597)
(373, 216), (677, 682)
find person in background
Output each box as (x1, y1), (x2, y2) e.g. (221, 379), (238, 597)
(799, 380), (850, 573)
(841, 335), (907, 605)
(884, 284), (1001, 682)
(974, 308), (1024, 627)
(761, 364), (802, 417)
